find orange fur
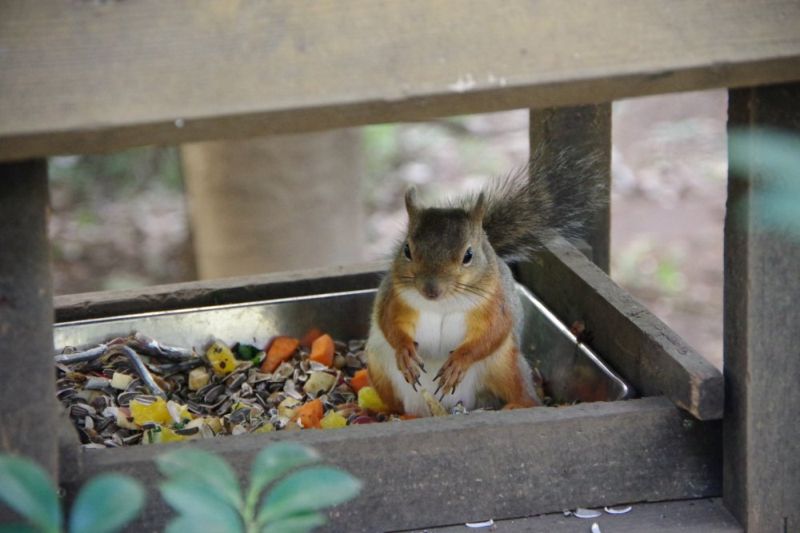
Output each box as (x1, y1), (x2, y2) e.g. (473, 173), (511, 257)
(367, 362), (405, 414)
(483, 344), (538, 407)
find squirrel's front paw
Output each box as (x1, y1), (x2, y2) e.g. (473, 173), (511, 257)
(434, 356), (468, 399)
(396, 343), (425, 391)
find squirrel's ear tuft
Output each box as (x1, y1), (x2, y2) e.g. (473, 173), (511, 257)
(405, 186), (419, 218)
(471, 192), (486, 223)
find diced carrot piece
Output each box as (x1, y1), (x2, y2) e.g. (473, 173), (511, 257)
(300, 327), (324, 349)
(260, 336), (299, 373)
(309, 334), (334, 367)
(400, 414), (419, 420)
(350, 368), (370, 393)
(294, 399), (324, 429)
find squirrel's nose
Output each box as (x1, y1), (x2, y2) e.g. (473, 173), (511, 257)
(421, 281), (442, 300)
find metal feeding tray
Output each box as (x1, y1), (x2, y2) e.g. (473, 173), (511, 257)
(54, 285), (632, 405)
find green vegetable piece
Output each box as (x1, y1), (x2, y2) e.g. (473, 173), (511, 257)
(156, 449), (243, 510)
(69, 474), (145, 533)
(256, 467), (362, 526)
(0, 455), (61, 533)
(233, 343), (261, 361)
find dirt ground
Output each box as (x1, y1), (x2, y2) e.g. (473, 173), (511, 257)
(49, 89), (727, 368)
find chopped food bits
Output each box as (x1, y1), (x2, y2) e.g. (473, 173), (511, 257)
(206, 340), (237, 376)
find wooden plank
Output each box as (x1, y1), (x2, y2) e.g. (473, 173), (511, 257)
(1, 0), (800, 161)
(0, 161), (58, 479)
(61, 397), (721, 532)
(421, 498), (741, 532)
(530, 104), (612, 272)
(724, 83), (800, 532)
(518, 236), (723, 420)
(55, 262), (386, 322)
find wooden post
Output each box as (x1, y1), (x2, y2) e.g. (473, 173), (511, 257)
(724, 83), (800, 531)
(0, 160), (58, 476)
(530, 105), (612, 272)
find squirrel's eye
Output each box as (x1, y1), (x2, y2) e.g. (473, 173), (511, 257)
(403, 243), (412, 261)
(462, 247), (473, 265)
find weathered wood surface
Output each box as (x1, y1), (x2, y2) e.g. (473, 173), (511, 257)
(2, 0), (800, 161)
(724, 83), (800, 533)
(519, 237), (723, 420)
(61, 397), (721, 532)
(0, 161), (58, 480)
(55, 262), (385, 322)
(530, 104), (612, 272)
(422, 498), (741, 532)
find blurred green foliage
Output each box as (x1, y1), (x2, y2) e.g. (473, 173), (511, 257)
(0, 454), (145, 533)
(156, 442), (362, 533)
(728, 128), (800, 239)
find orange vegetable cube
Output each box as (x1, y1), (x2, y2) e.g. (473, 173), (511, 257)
(309, 334), (335, 367)
(350, 369), (370, 393)
(300, 327), (324, 349)
(260, 336), (299, 373)
(294, 399), (324, 429)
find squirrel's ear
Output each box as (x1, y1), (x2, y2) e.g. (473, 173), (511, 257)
(405, 186), (419, 218)
(471, 192), (486, 223)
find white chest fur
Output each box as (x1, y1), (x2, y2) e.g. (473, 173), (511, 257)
(414, 310), (466, 361)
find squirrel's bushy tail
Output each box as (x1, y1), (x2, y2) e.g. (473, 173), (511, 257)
(471, 145), (607, 261)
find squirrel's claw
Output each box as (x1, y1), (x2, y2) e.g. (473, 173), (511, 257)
(435, 357), (466, 400)
(396, 345), (423, 388)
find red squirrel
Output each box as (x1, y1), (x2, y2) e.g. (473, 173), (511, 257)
(366, 149), (603, 416)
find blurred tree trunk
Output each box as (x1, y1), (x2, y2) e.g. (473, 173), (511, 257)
(181, 130), (364, 279)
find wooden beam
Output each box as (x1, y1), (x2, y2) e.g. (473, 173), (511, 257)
(55, 262), (386, 322)
(422, 499), (741, 532)
(518, 237), (724, 420)
(724, 83), (800, 532)
(61, 397), (721, 532)
(530, 104), (612, 272)
(0, 161), (58, 477)
(1, 0), (800, 161)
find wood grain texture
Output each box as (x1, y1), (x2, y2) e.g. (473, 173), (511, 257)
(61, 397), (721, 532)
(422, 498), (741, 532)
(0, 161), (58, 481)
(724, 83), (800, 533)
(1, 0), (800, 160)
(518, 236), (724, 420)
(530, 104), (612, 272)
(55, 262), (386, 322)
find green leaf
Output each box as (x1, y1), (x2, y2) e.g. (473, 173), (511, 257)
(0, 455), (61, 533)
(0, 524), (39, 533)
(165, 515), (242, 533)
(159, 479), (243, 531)
(256, 467), (362, 526)
(69, 474), (145, 533)
(156, 449), (242, 510)
(260, 512), (326, 533)
(248, 443), (321, 505)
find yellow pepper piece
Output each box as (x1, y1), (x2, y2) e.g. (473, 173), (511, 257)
(358, 386), (388, 413)
(143, 425), (186, 444)
(130, 397), (171, 426)
(254, 423), (275, 433)
(320, 410), (348, 429)
(206, 340), (237, 376)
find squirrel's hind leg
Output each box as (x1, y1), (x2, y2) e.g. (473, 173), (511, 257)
(484, 344), (540, 408)
(366, 354), (406, 414)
